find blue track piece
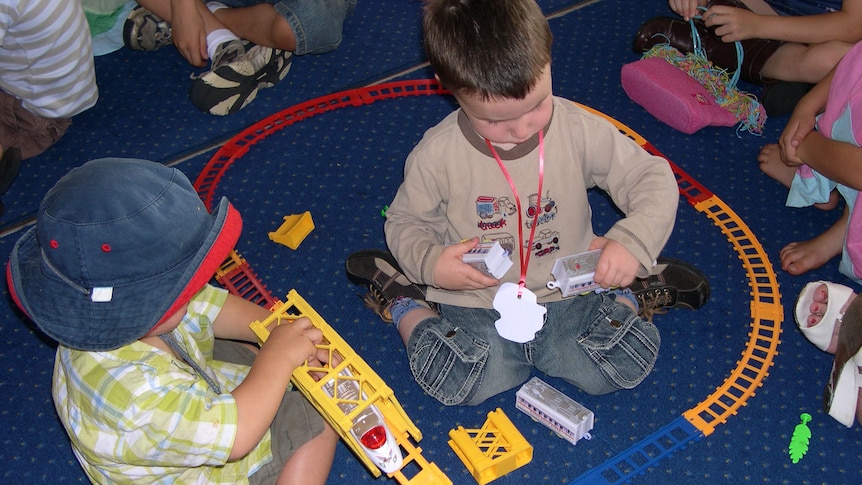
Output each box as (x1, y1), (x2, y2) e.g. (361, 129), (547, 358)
(569, 416), (704, 484)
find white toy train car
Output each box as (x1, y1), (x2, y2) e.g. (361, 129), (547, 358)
(515, 377), (594, 445)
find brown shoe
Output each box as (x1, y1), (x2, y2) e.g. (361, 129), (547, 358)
(345, 249), (429, 322)
(632, 15), (782, 85)
(626, 258), (710, 320)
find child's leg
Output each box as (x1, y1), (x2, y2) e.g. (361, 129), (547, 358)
(535, 295), (660, 396)
(413, 306), (531, 406)
(395, 305), (438, 345)
(758, 144), (839, 210)
(211, 0), (356, 55)
(275, 423), (337, 485)
(209, 4), (297, 51)
(137, 0), (224, 35)
(247, 390), (336, 485)
(134, 0), (230, 67)
(214, 341), (336, 485)
(760, 40), (852, 84)
(138, 0), (225, 33)
(780, 206), (848, 274)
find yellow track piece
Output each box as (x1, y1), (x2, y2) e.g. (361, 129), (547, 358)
(448, 408), (533, 485)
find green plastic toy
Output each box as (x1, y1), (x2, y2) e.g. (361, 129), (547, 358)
(788, 413), (812, 464)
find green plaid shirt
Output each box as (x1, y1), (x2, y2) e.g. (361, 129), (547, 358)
(52, 285), (272, 484)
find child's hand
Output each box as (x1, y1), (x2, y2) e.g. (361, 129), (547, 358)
(171, 0), (209, 67)
(702, 5), (759, 42)
(260, 317), (323, 370)
(433, 237), (501, 291)
(779, 113), (816, 167)
(669, 0), (706, 21)
(231, 317), (323, 459)
(589, 237), (640, 288)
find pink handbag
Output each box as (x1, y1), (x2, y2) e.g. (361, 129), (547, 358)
(621, 57), (737, 134)
(621, 18), (766, 135)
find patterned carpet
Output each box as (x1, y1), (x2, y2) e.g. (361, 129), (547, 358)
(1, 1), (859, 483)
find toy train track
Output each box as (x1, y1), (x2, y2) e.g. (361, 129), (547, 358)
(193, 80), (783, 484)
(193, 80), (448, 209)
(571, 108), (783, 484)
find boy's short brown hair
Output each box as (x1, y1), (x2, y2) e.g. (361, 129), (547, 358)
(423, 0), (552, 100)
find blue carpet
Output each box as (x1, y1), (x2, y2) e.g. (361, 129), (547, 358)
(1, 0), (860, 483)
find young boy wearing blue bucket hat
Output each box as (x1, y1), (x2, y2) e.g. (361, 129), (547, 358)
(6, 158), (337, 484)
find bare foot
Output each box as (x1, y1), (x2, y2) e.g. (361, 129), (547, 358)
(757, 144), (839, 210)
(781, 239), (841, 275)
(817, 190), (841, 211)
(758, 144), (797, 186)
(780, 208), (848, 275)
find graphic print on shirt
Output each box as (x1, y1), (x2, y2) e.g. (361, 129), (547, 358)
(475, 191), (559, 258)
(525, 191), (557, 228)
(480, 233), (517, 254)
(524, 191), (560, 258)
(527, 228), (560, 258)
(475, 195), (517, 230)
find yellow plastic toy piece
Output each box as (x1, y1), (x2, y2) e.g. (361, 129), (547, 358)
(448, 408), (533, 485)
(268, 211), (314, 249)
(250, 290), (451, 484)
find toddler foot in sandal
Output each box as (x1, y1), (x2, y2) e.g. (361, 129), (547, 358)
(796, 281), (857, 354)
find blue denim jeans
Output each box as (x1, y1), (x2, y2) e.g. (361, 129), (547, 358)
(762, 0), (841, 16)
(406, 292), (660, 406)
(217, 0), (357, 55)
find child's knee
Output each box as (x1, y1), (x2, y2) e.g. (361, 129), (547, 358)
(406, 318), (493, 406)
(277, 0), (356, 55)
(579, 306), (661, 390)
(807, 41), (853, 79)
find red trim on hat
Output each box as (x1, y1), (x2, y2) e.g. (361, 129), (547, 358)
(6, 261), (30, 318)
(148, 202), (243, 334)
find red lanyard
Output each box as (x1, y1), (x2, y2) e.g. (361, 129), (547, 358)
(485, 130), (545, 297)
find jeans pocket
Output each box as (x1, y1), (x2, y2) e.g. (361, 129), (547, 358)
(578, 308), (660, 390)
(408, 319), (490, 406)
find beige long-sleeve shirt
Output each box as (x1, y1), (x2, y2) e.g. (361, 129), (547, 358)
(385, 97), (678, 309)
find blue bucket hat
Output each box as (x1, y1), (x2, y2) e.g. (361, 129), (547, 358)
(6, 158), (242, 351)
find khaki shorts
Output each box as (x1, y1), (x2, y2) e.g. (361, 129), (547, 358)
(213, 340), (326, 485)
